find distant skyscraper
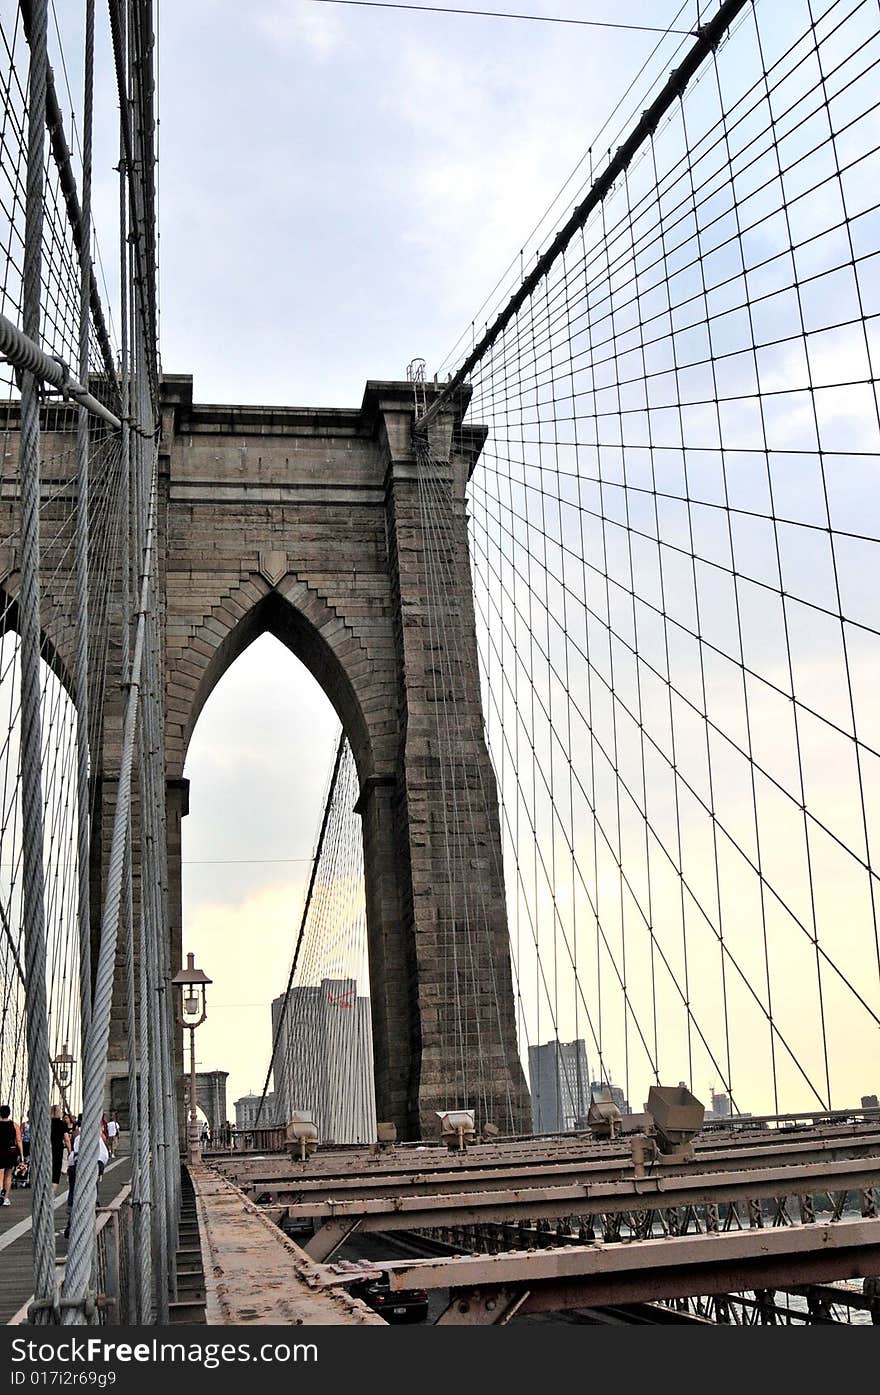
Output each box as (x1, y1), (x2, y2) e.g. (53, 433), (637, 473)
(271, 978), (376, 1144)
(528, 1039), (590, 1133)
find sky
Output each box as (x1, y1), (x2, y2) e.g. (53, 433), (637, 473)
(157, 0), (702, 1114)
(155, 0), (692, 404)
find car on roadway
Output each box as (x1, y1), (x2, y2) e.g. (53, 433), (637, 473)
(349, 1271), (429, 1324)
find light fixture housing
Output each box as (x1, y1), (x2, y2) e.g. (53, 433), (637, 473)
(172, 952), (212, 1024)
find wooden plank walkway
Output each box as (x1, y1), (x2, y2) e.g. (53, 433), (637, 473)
(0, 1154), (131, 1323)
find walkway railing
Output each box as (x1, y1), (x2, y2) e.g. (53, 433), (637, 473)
(204, 1127), (286, 1156)
(8, 1184), (135, 1326)
(93, 1186), (136, 1326)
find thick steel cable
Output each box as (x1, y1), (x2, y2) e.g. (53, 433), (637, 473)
(17, 0), (57, 1321)
(140, 689), (169, 1323)
(61, 456), (157, 1323)
(130, 307), (167, 1322)
(137, 891), (154, 1323)
(126, 193), (152, 1318)
(116, 91), (145, 1319)
(108, 0), (158, 417)
(74, 0), (95, 1055)
(147, 580), (178, 1300)
(0, 310), (121, 427)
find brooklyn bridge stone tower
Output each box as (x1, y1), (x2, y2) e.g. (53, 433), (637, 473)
(102, 375), (530, 1139)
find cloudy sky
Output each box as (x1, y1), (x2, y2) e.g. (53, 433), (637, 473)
(158, 0), (698, 1114)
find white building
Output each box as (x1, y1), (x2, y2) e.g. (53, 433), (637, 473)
(233, 1092), (276, 1130)
(271, 979), (376, 1144)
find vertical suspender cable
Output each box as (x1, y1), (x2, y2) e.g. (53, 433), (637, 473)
(133, 325), (168, 1325)
(255, 732), (346, 1129)
(137, 894), (154, 1322)
(75, 0), (96, 1048)
(61, 455), (157, 1323)
(117, 10), (148, 1314)
(18, 0), (57, 1323)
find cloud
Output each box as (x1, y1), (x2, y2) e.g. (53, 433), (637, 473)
(255, 1), (345, 57)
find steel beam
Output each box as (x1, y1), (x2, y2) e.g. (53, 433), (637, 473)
(219, 1124), (880, 1196)
(189, 1167), (383, 1325)
(316, 1218), (880, 1319)
(276, 1157), (880, 1234)
(367, 1217), (880, 1291)
(304, 1217), (362, 1263)
(237, 1136), (880, 1218)
(436, 1287), (530, 1326)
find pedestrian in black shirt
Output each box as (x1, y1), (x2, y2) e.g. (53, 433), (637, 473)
(0, 1104), (22, 1207)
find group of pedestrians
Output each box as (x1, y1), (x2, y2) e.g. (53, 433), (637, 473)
(0, 1103), (120, 1235)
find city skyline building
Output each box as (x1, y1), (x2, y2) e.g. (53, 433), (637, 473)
(233, 1091), (276, 1130)
(528, 1038), (591, 1133)
(271, 978), (376, 1143)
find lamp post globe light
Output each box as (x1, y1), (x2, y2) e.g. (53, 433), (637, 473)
(171, 952), (211, 1166)
(52, 1042), (75, 1114)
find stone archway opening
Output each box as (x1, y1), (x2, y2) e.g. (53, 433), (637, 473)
(181, 631), (375, 1142)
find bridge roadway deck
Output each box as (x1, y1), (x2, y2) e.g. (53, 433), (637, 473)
(190, 1166), (384, 1325)
(1, 1155), (132, 1324)
(203, 1123), (880, 1317)
(271, 1152), (880, 1245)
(209, 1120), (880, 1192)
(222, 1130), (880, 1200)
(210, 1124), (880, 1262)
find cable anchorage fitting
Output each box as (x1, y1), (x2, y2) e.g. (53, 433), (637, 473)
(51, 356), (71, 402)
(26, 1294), (61, 1323)
(57, 1291), (98, 1321)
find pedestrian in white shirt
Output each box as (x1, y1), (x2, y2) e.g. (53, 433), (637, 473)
(106, 1114), (119, 1157)
(63, 1122), (109, 1239)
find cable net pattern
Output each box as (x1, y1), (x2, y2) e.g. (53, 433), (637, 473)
(450, 0), (880, 1118)
(265, 736), (377, 1145)
(0, 2), (125, 1122)
(0, 0), (170, 1324)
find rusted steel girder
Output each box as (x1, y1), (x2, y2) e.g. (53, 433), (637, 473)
(216, 1121), (880, 1192)
(281, 1157), (880, 1242)
(317, 1218), (880, 1323)
(226, 1129), (880, 1206)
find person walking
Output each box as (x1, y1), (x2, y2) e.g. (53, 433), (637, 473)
(21, 1117), (30, 1162)
(64, 1121), (109, 1239)
(106, 1113), (119, 1157)
(0, 1104), (22, 1207)
(50, 1104), (70, 1195)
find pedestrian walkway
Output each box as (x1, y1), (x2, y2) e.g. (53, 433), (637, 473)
(0, 1154), (131, 1323)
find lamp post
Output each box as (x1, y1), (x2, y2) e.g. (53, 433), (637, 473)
(52, 1042), (75, 1115)
(171, 952), (211, 1167)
